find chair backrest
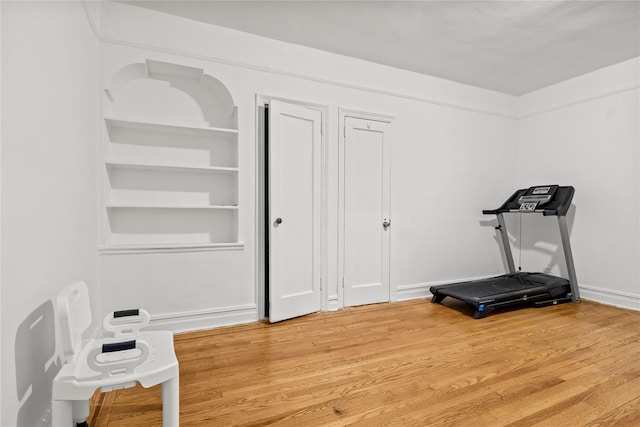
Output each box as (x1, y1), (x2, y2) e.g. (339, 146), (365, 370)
(103, 309), (151, 337)
(57, 281), (93, 363)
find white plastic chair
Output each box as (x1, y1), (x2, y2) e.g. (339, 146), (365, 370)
(52, 282), (179, 426)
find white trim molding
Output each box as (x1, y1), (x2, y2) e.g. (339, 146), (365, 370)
(81, 0), (103, 40)
(516, 57), (640, 119)
(580, 285), (640, 312)
(395, 274), (512, 302)
(98, 242), (245, 255)
(147, 304), (258, 333)
(327, 295), (340, 311)
(517, 85), (640, 119)
(396, 283), (432, 302)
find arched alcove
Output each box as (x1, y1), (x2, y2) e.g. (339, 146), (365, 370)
(105, 59), (237, 129)
(100, 59), (241, 252)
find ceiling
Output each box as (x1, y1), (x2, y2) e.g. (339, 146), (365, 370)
(123, 1), (640, 95)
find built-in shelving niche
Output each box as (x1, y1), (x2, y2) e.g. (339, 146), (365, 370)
(99, 59), (242, 254)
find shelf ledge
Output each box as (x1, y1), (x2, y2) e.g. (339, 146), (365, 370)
(106, 204), (239, 210)
(104, 117), (238, 137)
(99, 242), (245, 255)
(106, 161), (239, 174)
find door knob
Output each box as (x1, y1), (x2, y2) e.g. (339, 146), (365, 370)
(275, 217), (283, 225)
(382, 219), (390, 229)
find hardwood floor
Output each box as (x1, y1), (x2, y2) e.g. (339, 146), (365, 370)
(89, 299), (640, 426)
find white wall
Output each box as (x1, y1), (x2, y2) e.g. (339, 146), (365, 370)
(1, 2), (99, 426)
(516, 58), (640, 309)
(96, 2), (518, 330)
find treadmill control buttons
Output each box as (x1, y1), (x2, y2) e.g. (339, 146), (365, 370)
(519, 202), (538, 212)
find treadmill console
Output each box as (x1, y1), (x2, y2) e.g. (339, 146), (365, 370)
(483, 185), (574, 217)
(517, 185), (558, 212)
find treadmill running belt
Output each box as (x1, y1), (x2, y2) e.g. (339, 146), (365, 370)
(433, 274), (569, 302)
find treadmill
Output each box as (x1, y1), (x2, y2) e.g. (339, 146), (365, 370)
(430, 185), (580, 319)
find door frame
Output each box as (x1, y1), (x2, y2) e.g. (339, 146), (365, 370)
(255, 95), (329, 320)
(338, 108), (396, 308)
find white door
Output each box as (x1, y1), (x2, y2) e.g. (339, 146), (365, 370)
(268, 100), (323, 322)
(343, 117), (391, 307)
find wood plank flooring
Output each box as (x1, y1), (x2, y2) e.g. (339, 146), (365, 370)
(89, 299), (640, 426)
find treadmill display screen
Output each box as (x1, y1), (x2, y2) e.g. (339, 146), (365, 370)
(532, 186), (551, 195)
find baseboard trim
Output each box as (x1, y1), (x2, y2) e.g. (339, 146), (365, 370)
(396, 275), (498, 301)
(147, 304), (258, 333)
(396, 283), (432, 301)
(327, 295), (340, 311)
(143, 283), (638, 334)
(579, 285), (640, 311)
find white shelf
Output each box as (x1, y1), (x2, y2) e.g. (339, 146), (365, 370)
(105, 161), (238, 174)
(98, 241), (245, 255)
(107, 204), (239, 210)
(104, 117), (238, 138)
(102, 63), (240, 251)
